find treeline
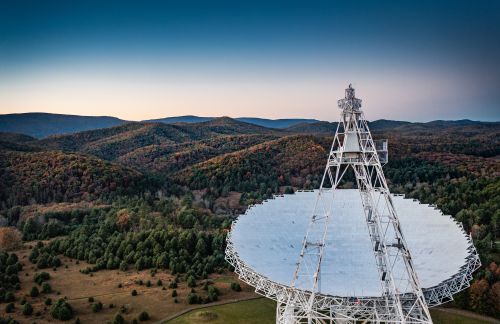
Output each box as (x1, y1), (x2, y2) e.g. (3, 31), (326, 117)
(0, 252), (21, 302)
(27, 196), (229, 279)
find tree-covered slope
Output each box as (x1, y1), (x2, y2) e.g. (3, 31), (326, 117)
(0, 150), (145, 208)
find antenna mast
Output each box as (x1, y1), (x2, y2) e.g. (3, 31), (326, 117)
(285, 84), (433, 323)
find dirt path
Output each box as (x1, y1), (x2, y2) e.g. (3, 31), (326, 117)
(155, 295), (263, 323)
(433, 307), (499, 323)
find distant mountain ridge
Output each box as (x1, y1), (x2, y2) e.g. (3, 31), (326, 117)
(0, 112), (496, 138)
(146, 115), (319, 129)
(0, 113), (127, 138)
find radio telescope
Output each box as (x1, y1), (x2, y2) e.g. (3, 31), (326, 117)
(225, 85), (480, 323)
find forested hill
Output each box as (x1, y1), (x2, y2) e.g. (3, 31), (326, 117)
(0, 150), (147, 209)
(2, 111), (496, 138)
(0, 113), (127, 138)
(32, 118), (280, 162)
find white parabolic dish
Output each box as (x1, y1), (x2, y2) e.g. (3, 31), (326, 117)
(227, 189), (480, 306)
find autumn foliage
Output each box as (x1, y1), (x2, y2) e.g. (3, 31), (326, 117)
(0, 227), (22, 251)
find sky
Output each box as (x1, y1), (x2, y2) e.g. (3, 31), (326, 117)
(0, 0), (499, 122)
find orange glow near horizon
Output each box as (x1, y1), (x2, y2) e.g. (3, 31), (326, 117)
(0, 67), (482, 122)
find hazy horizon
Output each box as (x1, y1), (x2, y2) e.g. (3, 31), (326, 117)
(2, 111), (499, 124)
(1, 1), (499, 122)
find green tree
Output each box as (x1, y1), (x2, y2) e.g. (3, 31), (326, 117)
(92, 301), (103, 312)
(138, 311), (150, 321)
(187, 275), (196, 288)
(30, 286), (40, 297)
(22, 303), (33, 316)
(51, 299), (74, 320)
(119, 260), (128, 272)
(42, 282), (52, 293)
(5, 302), (15, 313)
(113, 313), (125, 324)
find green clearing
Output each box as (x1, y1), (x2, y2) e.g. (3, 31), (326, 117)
(429, 309), (494, 324)
(167, 298), (276, 324)
(167, 298), (494, 324)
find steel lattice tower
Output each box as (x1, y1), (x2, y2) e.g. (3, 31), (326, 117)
(284, 84), (433, 323)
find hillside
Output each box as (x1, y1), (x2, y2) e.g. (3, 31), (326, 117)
(117, 134), (279, 174)
(0, 132), (40, 152)
(0, 150), (145, 208)
(35, 117), (280, 162)
(0, 113), (127, 138)
(285, 121), (338, 134)
(176, 135), (329, 201)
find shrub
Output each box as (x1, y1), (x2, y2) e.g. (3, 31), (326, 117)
(168, 281), (177, 289)
(92, 301), (103, 312)
(230, 282), (242, 292)
(4, 291), (15, 302)
(207, 285), (219, 302)
(45, 297), (52, 306)
(5, 302), (15, 313)
(22, 302), (33, 316)
(187, 275), (196, 288)
(138, 311), (150, 321)
(187, 293), (200, 304)
(51, 257), (62, 268)
(50, 299), (74, 320)
(34, 272), (50, 285)
(157, 279), (162, 286)
(113, 313), (125, 324)
(171, 289), (177, 297)
(88, 296), (94, 302)
(131, 289), (138, 296)
(30, 286), (40, 297)
(146, 280), (151, 287)
(42, 282), (52, 293)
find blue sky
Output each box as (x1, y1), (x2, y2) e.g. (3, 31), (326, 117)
(0, 0), (499, 121)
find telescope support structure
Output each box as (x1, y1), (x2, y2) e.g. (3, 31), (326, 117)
(285, 84), (433, 323)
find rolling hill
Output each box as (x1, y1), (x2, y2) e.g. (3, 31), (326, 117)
(31, 117), (280, 164)
(146, 115), (319, 128)
(0, 113), (127, 138)
(0, 150), (145, 208)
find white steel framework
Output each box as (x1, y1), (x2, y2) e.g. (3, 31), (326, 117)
(225, 85), (481, 323)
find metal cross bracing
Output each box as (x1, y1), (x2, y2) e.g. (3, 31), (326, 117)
(288, 84), (432, 323)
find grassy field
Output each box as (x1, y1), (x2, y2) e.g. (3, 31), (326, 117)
(429, 308), (497, 324)
(6, 244), (257, 323)
(168, 298), (276, 324)
(167, 298), (496, 324)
